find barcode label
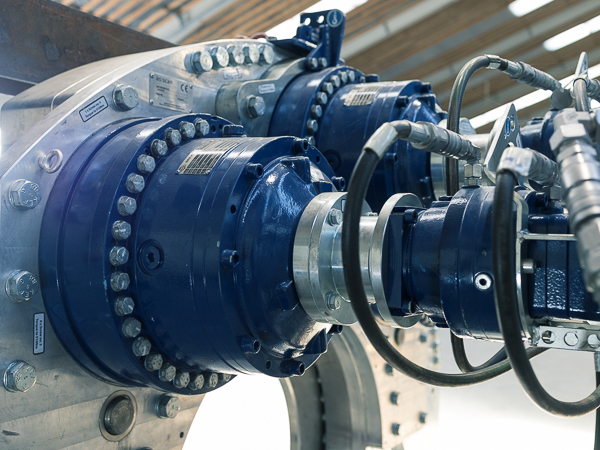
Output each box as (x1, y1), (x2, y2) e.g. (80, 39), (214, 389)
(177, 139), (243, 175)
(344, 85), (381, 106)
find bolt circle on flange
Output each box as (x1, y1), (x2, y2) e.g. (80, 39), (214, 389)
(150, 139), (168, 157)
(132, 336), (152, 357)
(189, 373), (205, 391)
(5, 270), (39, 302)
(9, 179), (41, 210)
(117, 196), (137, 216)
(114, 296), (135, 316)
(194, 118), (210, 137)
(179, 121), (196, 140)
(259, 45), (274, 65)
(122, 317), (141, 338)
(111, 221), (131, 240)
(205, 373), (218, 388)
(126, 173), (145, 194)
(137, 155), (156, 174)
(109, 246), (129, 266)
(144, 353), (163, 371)
(227, 44), (245, 65)
(3, 360), (36, 392)
(173, 371), (190, 389)
(159, 364), (177, 383)
(156, 394), (180, 419)
(165, 128), (182, 148)
(210, 46), (229, 68)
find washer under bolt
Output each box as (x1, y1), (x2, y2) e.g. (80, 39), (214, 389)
(315, 91), (328, 105)
(150, 139), (168, 157)
(564, 332), (579, 347)
(159, 364), (177, 383)
(117, 196), (137, 216)
(122, 317), (141, 338)
(205, 373), (218, 388)
(243, 44), (260, 64)
(4, 360), (36, 393)
(5, 270), (39, 302)
(173, 372), (190, 389)
(126, 173), (145, 194)
(165, 128), (182, 147)
(189, 373), (205, 391)
(179, 121), (196, 140)
(327, 208), (343, 225)
(247, 95), (266, 118)
(144, 353), (163, 371)
(156, 394), (180, 419)
(109, 246), (129, 266)
(9, 179), (41, 211)
(137, 155), (156, 174)
(112, 221), (131, 240)
(194, 118), (210, 137)
(114, 296), (135, 316)
(113, 85), (139, 111)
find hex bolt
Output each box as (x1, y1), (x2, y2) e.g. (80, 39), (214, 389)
(306, 119), (318, 134)
(326, 292), (342, 311)
(113, 85), (139, 111)
(173, 371), (190, 389)
(126, 173), (145, 194)
(307, 57), (318, 70)
(112, 221), (131, 240)
(391, 423), (401, 436)
(159, 363), (177, 383)
(327, 208), (343, 226)
(144, 353), (163, 371)
(191, 50), (213, 73)
(132, 336), (152, 357)
(165, 128), (182, 148)
(564, 332), (579, 347)
(330, 75), (341, 88)
(122, 317), (141, 338)
(210, 46), (229, 68)
(419, 332), (428, 343)
(109, 246), (129, 266)
(246, 95), (266, 118)
(194, 118), (210, 137)
(384, 363), (394, 376)
(150, 139), (168, 157)
(258, 45), (274, 65)
(359, 76), (366, 83)
(315, 91), (328, 105)
(306, 136), (316, 147)
(318, 57), (328, 68)
(227, 44), (245, 65)
(137, 155), (156, 174)
(111, 271), (130, 292)
(205, 372), (218, 388)
(390, 391), (400, 405)
(310, 104), (323, 119)
(114, 296), (135, 316)
(347, 70), (356, 83)
(179, 121), (196, 140)
(117, 196), (137, 216)
(156, 394), (180, 419)
(5, 270), (39, 302)
(419, 412), (427, 424)
(9, 179), (41, 211)
(189, 373), (205, 391)
(220, 373), (233, 383)
(339, 71), (348, 84)
(4, 361), (36, 393)
(321, 82), (334, 95)
(243, 43), (260, 64)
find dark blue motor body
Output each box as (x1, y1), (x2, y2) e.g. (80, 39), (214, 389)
(39, 113), (341, 394)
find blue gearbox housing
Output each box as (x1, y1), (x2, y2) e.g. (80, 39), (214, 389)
(39, 113), (342, 394)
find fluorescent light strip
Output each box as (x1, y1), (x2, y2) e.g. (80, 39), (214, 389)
(266, 0), (369, 39)
(508, 0), (555, 18)
(544, 13), (600, 51)
(470, 63), (600, 129)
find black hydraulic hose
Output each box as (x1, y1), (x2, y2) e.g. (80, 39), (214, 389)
(445, 55), (491, 196)
(341, 138), (527, 388)
(493, 170), (600, 416)
(574, 78), (591, 112)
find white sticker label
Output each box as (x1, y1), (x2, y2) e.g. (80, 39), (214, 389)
(258, 83), (276, 94)
(177, 139), (244, 175)
(344, 85), (381, 107)
(223, 68), (242, 80)
(33, 313), (45, 355)
(150, 72), (194, 112)
(79, 96), (108, 122)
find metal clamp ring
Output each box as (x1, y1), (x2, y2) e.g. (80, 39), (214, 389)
(38, 149), (64, 173)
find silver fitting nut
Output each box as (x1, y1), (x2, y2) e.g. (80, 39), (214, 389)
(113, 85), (139, 111)
(258, 45), (274, 65)
(126, 173), (145, 194)
(189, 373), (205, 391)
(243, 44), (260, 64)
(247, 95), (266, 118)
(463, 163), (483, 178)
(315, 91), (328, 105)
(109, 246), (129, 266)
(165, 128), (182, 148)
(9, 179), (41, 211)
(6, 270), (39, 302)
(117, 196), (137, 216)
(144, 353), (163, 371)
(326, 292), (342, 311)
(137, 155), (156, 174)
(4, 361), (36, 393)
(132, 336), (152, 357)
(179, 121), (196, 140)
(327, 208), (343, 226)
(159, 363), (177, 383)
(210, 46), (229, 68)
(111, 221), (131, 240)
(321, 82), (334, 95)
(157, 395), (180, 419)
(173, 372), (190, 389)
(150, 139), (168, 157)
(114, 296), (135, 316)
(194, 118), (210, 137)
(549, 122), (590, 152)
(547, 184), (562, 201)
(227, 44), (245, 65)
(306, 119), (319, 134)
(111, 271), (130, 292)
(205, 372), (219, 388)
(122, 317), (141, 338)
(191, 50), (213, 73)
(464, 177), (482, 186)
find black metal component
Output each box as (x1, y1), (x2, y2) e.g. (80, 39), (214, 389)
(0, 0), (173, 95)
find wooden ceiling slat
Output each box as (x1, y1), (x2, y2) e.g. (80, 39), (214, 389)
(79, 0), (107, 13)
(138, 7), (169, 32)
(94, 0), (126, 17)
(344, 0), (423, 40)
(119, 0), (166, 26)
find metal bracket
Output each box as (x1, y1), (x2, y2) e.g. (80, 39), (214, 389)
(483, 103), (522, 185)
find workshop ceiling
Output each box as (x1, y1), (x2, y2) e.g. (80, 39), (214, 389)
(56, 0), (600, 130)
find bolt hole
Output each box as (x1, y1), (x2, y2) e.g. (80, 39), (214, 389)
(230, 205), (237, 214)
(542, 330), (556, 344)
(315, 155), (321, 163)
(256, 166), (263, 177)
(253, 340), (260, 351)
(218, 124), (223, 130)
(147, 252), (156, 263)
(180, 432), (184, 439)
(232, 253), (240, 264)
(297, 363), (305, 375)
(317, 15), (324, 23)
(266, 360), (271, 369)
(211, 125), (216, 132)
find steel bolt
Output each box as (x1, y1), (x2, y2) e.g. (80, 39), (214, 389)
(189, 373), (205, 391)
(109, 246), (129, 266)
(9, 179), (41, 211)
(111, 271), (130, 292)
(385, 363), (393, 376)
(390, 391), (400, 405)
(150, 139), (168, 157)
(306, 119), (319, 134)
(330, 75), (341, 88)
(144, 353), (163, 371)
(179, 121), (196, 140)
(227, 44), (245, 65)
(205, 372), (218, 388)
(122, 317), (141, 338)
(113, 85), (139, 111)
(5, 270), (39, 302)
(327, 208), (343, 226)
(347, 70), (356, 83)
(326, 292), (342, 311)
(419, 332), (428, 343)
(157, 395), (180, 419)
(173, 371), (190, 389)
(588, 334), (600, 349)
(307, 58), (318, 70)
(194, 118), (210, 137)
(247, 95), (266, 118)
(191, 50), (213, 73)
(310, 104), (323, 119)
(159, 363), (177, 383)
(564, 332), (579, 347)
(243, 44), (260, 64)
(318, 57), (328, 68)
(114, 296), (135, 316)
(339, 71), (348, 84)
(132, 336), (151, 357)
(137, 155), (156, 174)
(392, 423), (401, 436)
(165, 128), (182, 148)
(219, 373), (232, 383)
(4, 361), (36, 393)
(117, 196), (137, 216)
(210, 46), (229, 68)
(306, 136), (316, 147)
(126, 173), (145, 194)
(112, 221), (131, 240)
(315, 91), (328, 105)
(321, 82), (334, 95)
(258, 45), (274, 65)
(419, 412), (427, 424)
